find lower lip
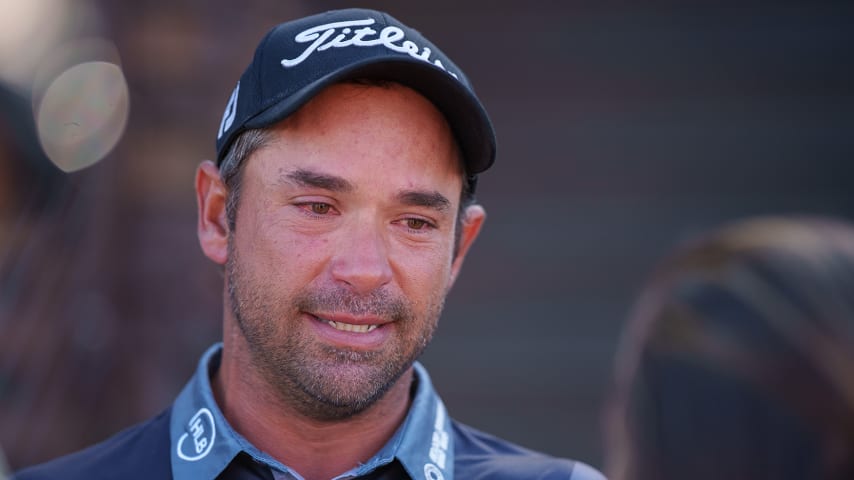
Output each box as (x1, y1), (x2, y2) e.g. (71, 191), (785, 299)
(306, 313), (392, 350)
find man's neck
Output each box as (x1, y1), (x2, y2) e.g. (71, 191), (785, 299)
(212, 339), (413, 480)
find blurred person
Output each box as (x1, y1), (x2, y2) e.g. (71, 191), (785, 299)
(0, 81), (86, 466)
(14, 9), (604, 480)
(605, 216), (854, 480)
(0, 81), (65, 236)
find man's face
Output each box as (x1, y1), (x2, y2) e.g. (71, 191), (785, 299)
(224, 82), (474, 420)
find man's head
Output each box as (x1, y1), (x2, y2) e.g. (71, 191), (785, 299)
(195, 9), (494, 420)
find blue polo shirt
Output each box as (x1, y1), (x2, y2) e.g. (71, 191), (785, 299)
(15, 344), (605, 480)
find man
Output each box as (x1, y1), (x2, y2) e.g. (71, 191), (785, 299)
(15, 9), (604, 480)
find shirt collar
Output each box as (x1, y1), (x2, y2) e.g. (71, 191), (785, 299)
(170, 343), (454, 480)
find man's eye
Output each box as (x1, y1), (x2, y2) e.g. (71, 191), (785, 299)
(309, 203), (331, 215)
(311, 203), (330, 215)
(406, 218), (429, 230)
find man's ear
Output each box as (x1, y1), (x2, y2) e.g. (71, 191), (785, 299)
(448, 204), (486, 287)
(196, 160), (229, 265)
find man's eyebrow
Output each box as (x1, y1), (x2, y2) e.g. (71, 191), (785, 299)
(396, 190), (451, 213)
(280, 169), (354, 192)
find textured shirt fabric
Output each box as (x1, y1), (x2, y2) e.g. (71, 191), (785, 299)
(14, 344), (605, 480)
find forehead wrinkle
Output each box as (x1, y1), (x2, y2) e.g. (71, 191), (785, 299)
(278, 168), (354, 192)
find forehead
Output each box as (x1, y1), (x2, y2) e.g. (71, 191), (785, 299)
(248, 82), (464, 191)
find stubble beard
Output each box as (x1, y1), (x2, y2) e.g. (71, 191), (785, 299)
(225, 239), (443, 421)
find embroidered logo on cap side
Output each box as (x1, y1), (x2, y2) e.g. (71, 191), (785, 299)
(177, 407), (216, 461)
(217, 82), (239, 140)
(280, 18), (458, 79)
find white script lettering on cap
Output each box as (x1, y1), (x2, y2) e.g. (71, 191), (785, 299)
(280, 19), (458, 79)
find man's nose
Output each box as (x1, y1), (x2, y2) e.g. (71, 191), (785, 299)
(329, 219), (393, 294)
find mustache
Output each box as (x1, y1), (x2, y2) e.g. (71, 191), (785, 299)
(294, 287), (411, 320)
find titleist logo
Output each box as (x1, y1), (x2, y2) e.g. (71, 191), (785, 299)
(280, 18), (458, 79)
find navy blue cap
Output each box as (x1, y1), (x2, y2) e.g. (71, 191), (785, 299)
(215, 8), (496, 178)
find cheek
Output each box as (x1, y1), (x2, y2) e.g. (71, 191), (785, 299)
(269, 236), (331, 284)
(391, 246), (455, 298)
(238, 218), (332, 286)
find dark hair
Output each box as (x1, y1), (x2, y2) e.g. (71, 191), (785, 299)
(606, 216), (854, 480)
(219, 128), (267, 233)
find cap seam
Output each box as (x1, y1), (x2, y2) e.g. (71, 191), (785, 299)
(254, 27), (277, 107)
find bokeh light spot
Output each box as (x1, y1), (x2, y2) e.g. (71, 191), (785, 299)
(0, 0), (70, 87)
(36, 61), (129, 172)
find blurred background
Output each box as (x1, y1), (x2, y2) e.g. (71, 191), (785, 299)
(1, 0), (853, 472)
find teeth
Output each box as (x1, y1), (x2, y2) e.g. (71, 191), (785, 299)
(326, 320), (378, 333)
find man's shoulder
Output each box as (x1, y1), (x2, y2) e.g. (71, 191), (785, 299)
(451, 420), (606, 480)
(13, 409), (173, 480)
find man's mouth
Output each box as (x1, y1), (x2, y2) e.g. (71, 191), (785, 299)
(323, 319), (379, 334)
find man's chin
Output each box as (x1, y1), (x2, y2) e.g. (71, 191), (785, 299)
(291, 372), (396, 421)
(261, 356), (396, 416)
